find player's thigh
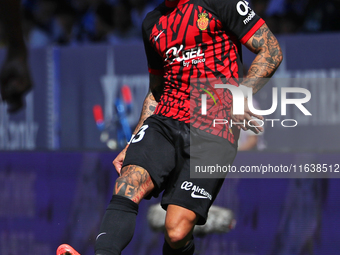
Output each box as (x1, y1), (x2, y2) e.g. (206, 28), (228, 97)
(123, 116), (176, 196)
(114, 164), (155, 204)
(162, 128), (237, 225)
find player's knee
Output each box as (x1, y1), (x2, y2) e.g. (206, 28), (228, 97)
(166, 226), (188, 246)
(164, 205), (197, 248)
(165, 220), (194, 248)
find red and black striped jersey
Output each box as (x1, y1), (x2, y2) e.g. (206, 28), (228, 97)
(142, 0), (264, 144)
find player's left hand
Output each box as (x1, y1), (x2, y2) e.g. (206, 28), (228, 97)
(112, 145), (129, 175)
(0, 53), (32, 113)
(230, 97), (264, 134)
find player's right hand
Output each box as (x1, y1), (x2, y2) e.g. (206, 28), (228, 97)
(230, 97), (264, 134)
(112, 145), (129, 175)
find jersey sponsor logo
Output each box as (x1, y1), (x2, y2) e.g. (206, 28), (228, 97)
(236, 0), (251, 16)
(243, 10), (255, 24)
(236, 0), (255, 24)
(180, 181), (212, 200)
(165, 45), (205, 67)
(197, 13), (209, 30)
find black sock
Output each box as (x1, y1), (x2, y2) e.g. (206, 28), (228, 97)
(163, 238), (195, 255)
(95, 195), (139, 255)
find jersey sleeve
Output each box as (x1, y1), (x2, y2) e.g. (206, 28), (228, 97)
(209, 0), (265, 44)
(142, 17), (164, 75)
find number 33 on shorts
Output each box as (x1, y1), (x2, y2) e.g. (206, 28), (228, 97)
(131, 125), (149, 143)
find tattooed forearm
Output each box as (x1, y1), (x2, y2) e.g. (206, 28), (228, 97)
(243, 23), (283, 94)
(131, 73), (163, 136)
(114, 165), (154, 203)
(149, 105), (156, 112)
(132, 92), (158, 135)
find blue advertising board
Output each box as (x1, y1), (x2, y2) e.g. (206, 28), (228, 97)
(0, 152), (339, 255)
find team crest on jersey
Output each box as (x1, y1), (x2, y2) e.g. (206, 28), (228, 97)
(197, 13), (209, 30)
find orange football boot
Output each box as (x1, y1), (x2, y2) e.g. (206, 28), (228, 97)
(56, 244), (80, 255)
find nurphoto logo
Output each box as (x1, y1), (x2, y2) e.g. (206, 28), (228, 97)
(201, 84), (312, 128)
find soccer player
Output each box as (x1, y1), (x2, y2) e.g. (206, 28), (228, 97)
(0, 0), (32, 113)
(57, 0), (282, 254)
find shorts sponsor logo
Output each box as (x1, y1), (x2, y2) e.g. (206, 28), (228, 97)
(181, 181), (212, 200)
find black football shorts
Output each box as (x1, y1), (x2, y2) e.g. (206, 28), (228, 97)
(123, 114), (237, 225)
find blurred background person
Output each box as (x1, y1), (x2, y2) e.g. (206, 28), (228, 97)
(127, 0), (155, 37)
(107, 1), (140, 44)
(26, 0), (57, 48)
(0, 0), (32, 113)
(52, 2), (78, 46)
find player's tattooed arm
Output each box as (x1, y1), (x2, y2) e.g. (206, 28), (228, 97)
(243, 23), (283, 94)
(114, 165), (154, 203)
(113, 74), (163, 174)
(134, 91), (157, 133)
(229, 23), (281, 134)
(132, 73), (163, 135)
